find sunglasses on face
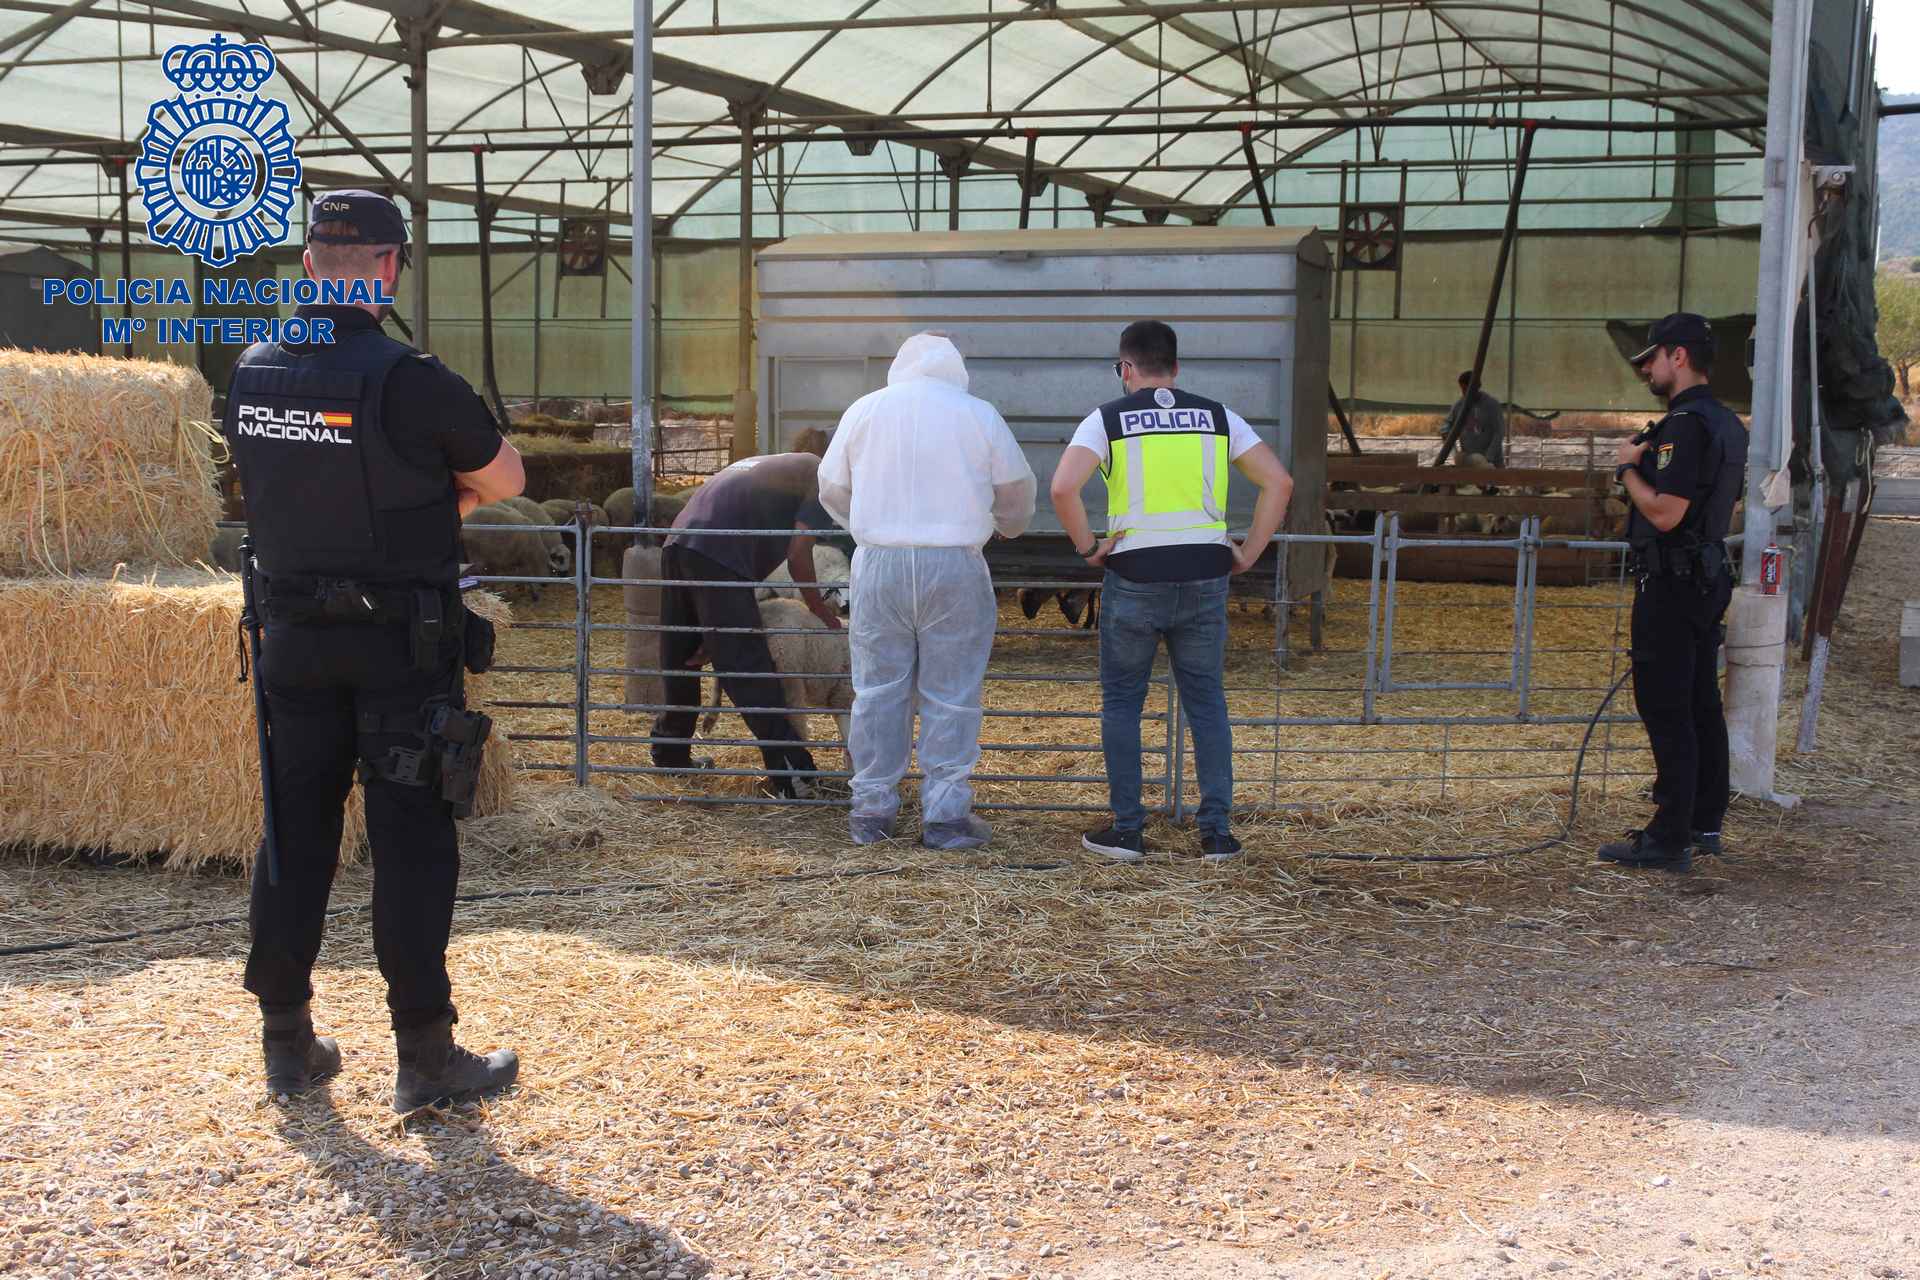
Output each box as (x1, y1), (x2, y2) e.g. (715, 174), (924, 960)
(1112, 359), (1133, 378)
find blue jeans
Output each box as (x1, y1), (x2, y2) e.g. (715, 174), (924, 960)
(1098, 572), (1233, 834)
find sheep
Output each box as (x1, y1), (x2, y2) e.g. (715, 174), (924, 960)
(605, 487), (688, 546)
(208, 526), (245, 572)
(1017, 586), (1100, 630)
(698, 598), (853, 776)
(535, 499), (624, 577)
(489, 497), (570, 576)
(538, 498), (581, 526)
(461, 504), (559, 601)
(756, 543), (852, 612)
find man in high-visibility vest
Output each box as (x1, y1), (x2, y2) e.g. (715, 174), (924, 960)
(1050, 321), (1293, 864)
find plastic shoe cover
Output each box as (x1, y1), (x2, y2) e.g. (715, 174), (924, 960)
(921, 814), (992, 850)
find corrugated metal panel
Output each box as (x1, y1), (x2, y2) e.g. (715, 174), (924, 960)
(757, 227), (1330, 595)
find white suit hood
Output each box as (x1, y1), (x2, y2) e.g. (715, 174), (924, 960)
(887, 333), (969, 391)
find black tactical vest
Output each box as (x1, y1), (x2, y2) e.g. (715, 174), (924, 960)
(225, 330), (459, 583)
(1629, 397), (1748, 549)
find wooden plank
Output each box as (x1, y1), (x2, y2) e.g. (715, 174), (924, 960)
(1333, 541), (1594, 586)
(1326, 461), (1608, 490)
(1872, 476), (1920, 517)
(1325, 491), (1600, 517)
(1328, 450), (1422, 467)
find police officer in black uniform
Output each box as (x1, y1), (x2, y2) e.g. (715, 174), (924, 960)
(226, 190), (526, 1108)
(1598, 313), (1748, 874)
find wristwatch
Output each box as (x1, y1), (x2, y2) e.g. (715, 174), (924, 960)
(1614, 463), (1634, 485)
(1076, 539), (1099, 558)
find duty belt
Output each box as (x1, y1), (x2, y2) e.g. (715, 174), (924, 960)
(1628, 539), (1728, 582)
(261, 573), (459, 671)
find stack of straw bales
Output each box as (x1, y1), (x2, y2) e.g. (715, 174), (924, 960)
(0, 352), (517, 866)
(0, 351), (221, 574)
(0, 572), (517, 868)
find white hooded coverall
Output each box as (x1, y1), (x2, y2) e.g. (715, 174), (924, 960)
(816, 335), (1036, 843)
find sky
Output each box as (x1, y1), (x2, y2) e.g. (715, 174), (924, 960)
(1879, 4), (1920, 94)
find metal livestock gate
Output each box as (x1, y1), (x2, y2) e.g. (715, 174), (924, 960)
(463, 516), (1672, 823)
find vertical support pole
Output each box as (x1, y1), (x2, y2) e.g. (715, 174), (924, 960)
(114, 157), (132, 356)
(1744, 0), (1812, 585)
(1727, 0), (1813, 806)
(86, 224), (103, 348)
(940, 151), (967, 231)
(1435, 121), (1536, 469)
(1379, 513), (1402, 692)
(1360, 518), (1385, 725)
(652, 235), (664, 449)
(408, 34), (430, 352)
(632, 0), (655, 526)
(1017, 130), (1037, 229)
(732, 101), (757, 462)
(532, 212), (543, 408)
(1393, 160), (1408, 320)
(574, 507), (592, 786)
(470, 148), (511, 427)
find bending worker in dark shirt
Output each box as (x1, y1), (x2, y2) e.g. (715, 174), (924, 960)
(652, 452), (843, 798)
(1598, 313), (1748, 875)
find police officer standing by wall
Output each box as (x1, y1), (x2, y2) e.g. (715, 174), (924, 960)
(226, 190), (527, 1108)
(1600, 313), (1748, 874)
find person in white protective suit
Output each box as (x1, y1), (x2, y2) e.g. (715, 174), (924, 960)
(817, 333), (1036, 849)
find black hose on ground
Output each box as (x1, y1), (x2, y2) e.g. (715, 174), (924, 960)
(0, 675), (1633, 959)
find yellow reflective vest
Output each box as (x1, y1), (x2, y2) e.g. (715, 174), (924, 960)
(1099, 386), (1232, 555)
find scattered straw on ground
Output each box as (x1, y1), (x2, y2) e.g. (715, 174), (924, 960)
(0, 527), (1913, 1280)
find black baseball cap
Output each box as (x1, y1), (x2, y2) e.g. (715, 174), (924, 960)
(307, 189), (410, 258)
(1629, 312), (1715, 365)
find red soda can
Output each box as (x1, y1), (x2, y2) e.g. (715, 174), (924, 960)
(1760, 543), (1781, 595)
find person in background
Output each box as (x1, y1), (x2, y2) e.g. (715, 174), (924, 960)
(1049, 321), (1292, 866)
(1449, 370), (1507, 467)
(817, 333), (1036, 849)
(651, 451), (842, 798)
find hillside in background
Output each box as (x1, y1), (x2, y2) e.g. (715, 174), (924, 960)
(1881, 93), (1920, 264)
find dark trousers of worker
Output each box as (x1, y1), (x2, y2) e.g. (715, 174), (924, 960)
(243, 617), (463, 1030)
(651, 543), (816, 777)
(1629, 570), (1734, 848)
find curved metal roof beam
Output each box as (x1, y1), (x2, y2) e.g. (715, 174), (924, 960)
(1046, 0), (1764, 186)
(1125, 37), (1753, 203)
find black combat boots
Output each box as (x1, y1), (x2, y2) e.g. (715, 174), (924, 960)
(393, 1016), (519, 1113)
(262, 1003), (342, 1097)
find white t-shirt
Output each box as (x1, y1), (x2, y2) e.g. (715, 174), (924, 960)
(1068, 401), (1265, 465)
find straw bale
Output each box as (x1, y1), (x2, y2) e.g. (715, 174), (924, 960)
(0, 350), (220, 575)
(0, 570), (516, 867)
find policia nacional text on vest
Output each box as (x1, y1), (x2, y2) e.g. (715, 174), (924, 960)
(1098, 386), (1232, 551)
(226, 324), (495, 813)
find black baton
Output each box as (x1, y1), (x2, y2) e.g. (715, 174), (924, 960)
(237, 536), (282, 888)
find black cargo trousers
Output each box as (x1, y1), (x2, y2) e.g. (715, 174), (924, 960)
(650, 543), (817, 782)
(243, 609), (467, 1030)
(1629, 568), (1735, 848)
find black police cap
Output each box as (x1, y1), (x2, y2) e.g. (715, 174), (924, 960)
(307, 189), (410, 250)
(1629, 312), (1715, 366)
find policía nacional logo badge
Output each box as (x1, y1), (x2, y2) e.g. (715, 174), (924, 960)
(135, 35), (301, 267)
